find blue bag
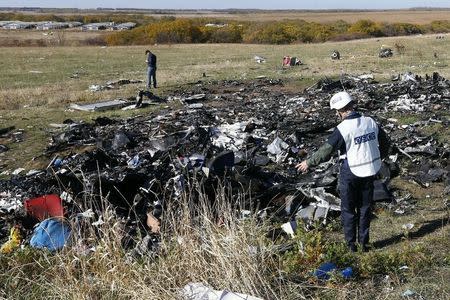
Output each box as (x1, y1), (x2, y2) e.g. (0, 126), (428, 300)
(30, 218), (71, 251)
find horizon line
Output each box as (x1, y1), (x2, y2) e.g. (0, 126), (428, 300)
(2, 6), (450, 11)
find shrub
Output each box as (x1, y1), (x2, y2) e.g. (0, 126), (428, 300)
(329, 32), (370, 42)
(207, 25), (244, 43)
(349, 20), (384, 37)
(282, 224), (326, 275)
(100, 16), (450, 46)
(394, 42), (406, 55)
(358, 245), (432, 277)
(148, 19), (203, 44)
(429, 20), (450, 32)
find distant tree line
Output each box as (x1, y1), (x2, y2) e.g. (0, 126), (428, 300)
(105, 18), (450, 45)
(1, 13), (449, 44)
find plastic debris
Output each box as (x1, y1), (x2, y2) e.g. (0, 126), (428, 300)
(314, 263), (353, 280)
(341, 267), (353, 279)
(24, 194), (64, 221)
(0, 226), (22, 254)
(313, 262), (337, 280)
(30, 218), (71, 251)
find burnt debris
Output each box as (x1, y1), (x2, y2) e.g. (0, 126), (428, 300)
(379, 48), (394, 58)
(0, 74), (449, 255)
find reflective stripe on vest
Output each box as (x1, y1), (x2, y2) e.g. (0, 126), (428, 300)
(337, 116), (381, 177)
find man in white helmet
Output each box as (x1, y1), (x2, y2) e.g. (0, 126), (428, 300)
(296, 91), (390, 252)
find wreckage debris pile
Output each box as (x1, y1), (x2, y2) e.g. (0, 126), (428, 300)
(379, 48), (393, 58)
(0, 74), (449, 256)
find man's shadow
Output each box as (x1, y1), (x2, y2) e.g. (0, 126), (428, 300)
(136, 90), (165, 107)
(373, 216), (449, 249)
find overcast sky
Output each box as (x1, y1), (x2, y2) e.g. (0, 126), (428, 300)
(3, 1), (450, 10)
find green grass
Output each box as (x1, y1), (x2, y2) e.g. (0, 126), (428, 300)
(0, 33), (449, 108)
(420, 122), (450, 144)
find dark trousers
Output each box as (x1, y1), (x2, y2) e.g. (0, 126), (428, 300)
(339, 166), (374, 248)
(147, 67), (157, 89)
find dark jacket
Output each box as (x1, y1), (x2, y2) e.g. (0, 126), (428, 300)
(147, 53), (157, 69)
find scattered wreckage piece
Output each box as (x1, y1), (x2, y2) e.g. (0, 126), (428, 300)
(106, 79), (143, 87)
(182, 282), (263, 300)
(70, 99), (128, 112)
(0, 126), (15, 135)
(0, 144), (9, 153)
(89, 79), (143, 92)
(0, 192), (22, 213)
(182, 94), (207, 104)
(254, 55), (266, 63)
(24, 194), (64, 221)
(379, 48), (393, 58)
(282, 56), (302, 66)
(331, 50), (340, 60)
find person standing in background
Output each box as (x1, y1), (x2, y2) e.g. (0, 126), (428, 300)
(145, 50), (157, 90)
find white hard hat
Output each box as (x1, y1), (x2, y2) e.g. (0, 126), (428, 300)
(330, 91), (353, 110)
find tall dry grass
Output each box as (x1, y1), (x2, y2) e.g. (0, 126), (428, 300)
(0, 177), (308, 300)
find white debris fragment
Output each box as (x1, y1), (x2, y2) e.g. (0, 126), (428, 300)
(92, 217), (105, 226)
(267, 137), (289, 155)
(188, 103), (204, 109)
(12, 168), (25, 175)
(89, 84), (102, 92)
(182, 282), (263, 300)
(77, 209), (95, 219)
(26, 169), (41, 176)
(254, 55), (266, 63)
(211, 122), (249, 151)
(60, 191), (73, 203)
(0, 192), (23, 212)
(401, 289), (416, 297)
(281, 221), (297, 238)
(401, 223), (414, 230)
(388, 94), (425, 111)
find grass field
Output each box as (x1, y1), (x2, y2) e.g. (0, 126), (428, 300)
(3, 9), (450, 24)
(145, 10), (450, 24)
(0, 33), (449, 299)
(0, 29), (107, 46)
(0, 33), (449, 108)
(0, 33), (449, 171)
